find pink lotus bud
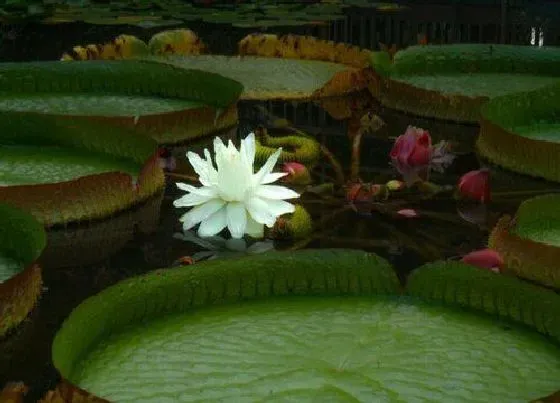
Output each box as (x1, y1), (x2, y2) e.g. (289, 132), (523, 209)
(281, 162), (311, 185)
(458, 169), (490, 203)
(460, 248), (503, 272)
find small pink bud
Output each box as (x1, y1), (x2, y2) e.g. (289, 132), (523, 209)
(458, 169), (490, 203)
(281, 162), (311, 185)
(460, 248), (503, 272)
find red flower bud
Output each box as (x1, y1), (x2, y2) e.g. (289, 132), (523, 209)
(460, 248), (503, 272)
(281, 162), (311, 185)
(458, 169), (490, 203)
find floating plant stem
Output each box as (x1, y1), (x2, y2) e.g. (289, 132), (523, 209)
(318, 143), (346, 184)
(350, 129), (363, 182)
(165, 172), (198, 182)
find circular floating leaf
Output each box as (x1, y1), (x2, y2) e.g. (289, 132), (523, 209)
(142, 54), (360, 100)
(477, 81), (560, 182)
(514, 194), (560, 247)
(0, 256), (22, 284)
(62, 32), (370, 101)
(74, 297), (560, 402)
(0, 93), (238, 144)
(0, 60), (242, 110)
(489, 194), (560, 289)
(407, 260), (560, 339)
(394, 74), (559, 98)
(0, 202), (45, 336)
(0, 145), (140, 186)
(0, 112), (164, 226)
(0, 94), (203, 117)
(369, 44), (560, 122)
(52, 250), (560, 402)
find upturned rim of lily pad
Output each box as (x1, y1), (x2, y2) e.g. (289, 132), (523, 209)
(0, 202), (46, 338)
(489, 194), (560, 290)
(49, 249), (560, 402)
(368, 44), (560, 123)
(61, 30), (374, 102)
(477, 81), (560, 182)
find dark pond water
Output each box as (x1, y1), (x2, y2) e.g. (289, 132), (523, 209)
(2, 93), (560, 402)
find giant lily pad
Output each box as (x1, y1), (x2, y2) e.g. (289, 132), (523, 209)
(477, 81), (560, 182)
(62, 31), (373, 101)
(0, 60), (242, 144)
(489, 194), (560, 289)
(0, 111), (164, 227)
(51, 249), (560, 402)
(368, 44), (560, 123)
(0, 203), (46, 337)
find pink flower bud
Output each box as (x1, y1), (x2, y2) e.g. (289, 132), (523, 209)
(281, 162), (311, 185)
(458, 169), (490, 203)
(460, 248), (503, 272)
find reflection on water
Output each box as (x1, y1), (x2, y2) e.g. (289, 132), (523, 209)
(2, 96), (560, 401)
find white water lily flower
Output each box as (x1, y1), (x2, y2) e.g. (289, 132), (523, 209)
(173, 132), (300, 239)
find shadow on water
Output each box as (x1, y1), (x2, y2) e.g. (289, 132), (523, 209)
(2, 95), (560, 402)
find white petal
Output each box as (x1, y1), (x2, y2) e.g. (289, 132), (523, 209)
(261, 172), (288, 184)
(176, 183), (216, 196)
(253, 147), (282, 185)
(259, 198), (296, 222)
(245, 197), (277, 227)
(203, 148), (218, 182)
(215, 144), (251, 202)
(176, 182), (196, 193)
(226, 202), (247, 239)
(179, 199), (225, 230)
(187, 152), (213, 186)
(241, 132), (256, 167)
(173, 185), (217, 207)
(246, 215), (265, 238)
(255, 184), (299, 200)
(213, 136), (226, 155)
(198, 207), (227, 237)
(173, 193), (217, 207)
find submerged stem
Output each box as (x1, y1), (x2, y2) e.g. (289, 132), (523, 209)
(350, 129), (363, 182)
(319, 144), (346, 184)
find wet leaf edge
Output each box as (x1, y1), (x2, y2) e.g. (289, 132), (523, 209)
(477, 82), (560, 182)
(0, 203), (46, 337)
(45, 249), (560, 402)
(368, 44), (560, 123)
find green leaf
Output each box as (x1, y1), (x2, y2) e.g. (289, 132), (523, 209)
(139, 55), (348, 100)
(0, 202), (46, 269)
(0, 93), (204, 116)
(52, 250), (560, 402)
(0, 145), (140, 186)
(0, 60), (243, 110)
(477, 81), (560, 181)
(513, 194), (560, 246)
